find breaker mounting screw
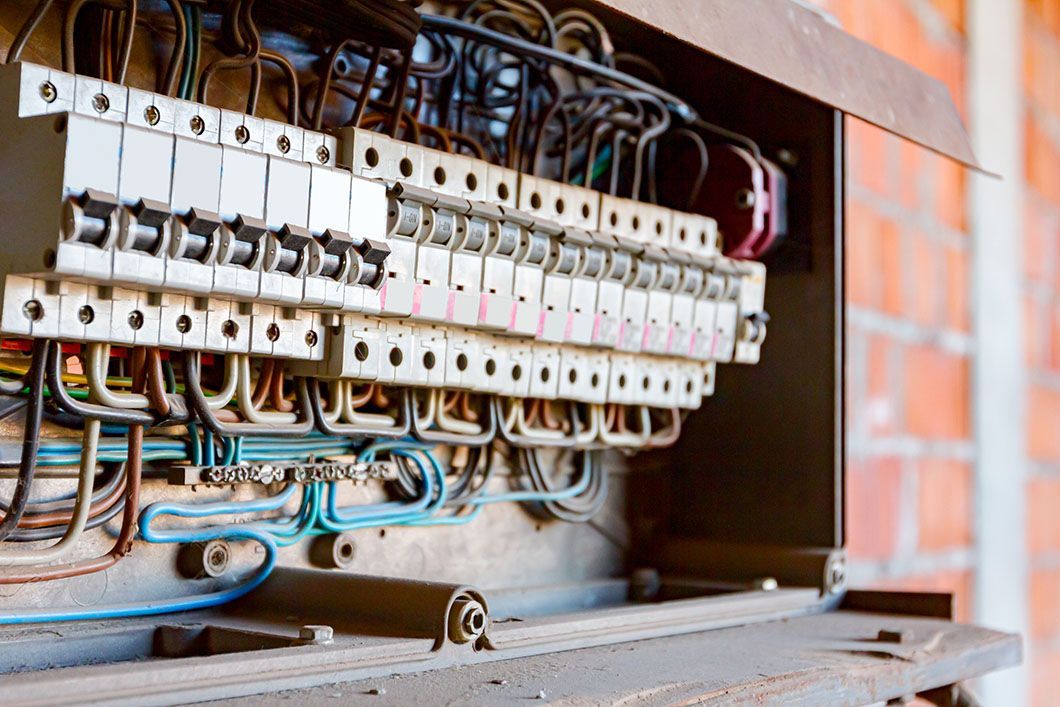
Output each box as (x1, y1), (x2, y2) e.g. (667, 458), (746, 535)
(144, 105), (160, 125)
(38, 81), (57, 103)
(22, 300), (43, 322)
(128, 310), (144, 330)
(305, 331), (319, 347)
(234, 125), (250, 144)
(189, 115), (205, 135)
(266, 323), (280, 342)
(77, 305), (94, 325)
(276, 134), (291, 154)
(316, 145), (331, 164)
(91, 93), (109, 114)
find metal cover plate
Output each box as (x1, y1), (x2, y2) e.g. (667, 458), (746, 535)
(586, 0), (981, 169)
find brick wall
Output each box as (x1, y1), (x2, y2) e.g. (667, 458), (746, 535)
(809, 0), (1060, 703)
(1023, 2), (1060, 704)
(812, 0), (976, 621)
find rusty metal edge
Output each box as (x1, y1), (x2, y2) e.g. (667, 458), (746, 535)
(581, 0), (986, 172)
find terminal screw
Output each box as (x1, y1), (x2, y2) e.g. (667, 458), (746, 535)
(144, 105), (160, 125)
(92, 92), (110, 114)
(276, 134), (291, 154)
(189, 115), (205, 135)
(316, 145), (331, 164)
(39, 81), (57, 103)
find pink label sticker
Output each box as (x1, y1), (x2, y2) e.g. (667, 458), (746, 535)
(710, 332), (719, 358)
(378, 280), (388, 309)
(688, 330), (697, 357)
(412, 283), (423, 315)
(563, 312), (574, 341)
(641, 324), (652, 350)
(478, 294), (490, 324)
(591, 314), (602, 342)
(665, 326), (675, 353)
(616, 320), (626, 344)
(446, 291), (456, 321)
(536, 310), (547, 338)
(508, 302), (518, 330)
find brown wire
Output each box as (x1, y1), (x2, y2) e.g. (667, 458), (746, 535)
(145, 348), (171, 416)
(269, 361), (294, 413)
(541, 400), (563, 431)
(459, 391), (478, 422)
(372, 385), (390, 410)
(0, 348), (148, 584)
(250, 359), (274, 410)
(604, 403), (618, 431)
(524, 398), (540, 426)
(17, 472), (127, 529)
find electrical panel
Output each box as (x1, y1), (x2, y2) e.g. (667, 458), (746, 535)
(0, 0), (1005, 702)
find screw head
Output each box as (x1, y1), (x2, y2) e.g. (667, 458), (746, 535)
(128, 310), (144, 330)
(91, 92), (110, 114)
(316, 145), (331, 164)
(234, 125), (250, 144)
(221, 319), (239, 340)
(276, 134), (291, 154)
(22, 299), (43, 322)
(144, 105), (160, 125)
(305, 330), (319, 347)
(77, 305), (94, 324)
(189, 115), (205, 135)
(266, 323), (280, 342)
(176, 314), (192, 334)
(38, 81), (57, 103)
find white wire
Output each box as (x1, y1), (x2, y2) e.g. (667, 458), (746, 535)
(86, 343), (150, 409)
(0, 419), (100, 566)
(434, 389), (482, 435)
(202, 353), (238, 410)
(235, 355), (297, 424)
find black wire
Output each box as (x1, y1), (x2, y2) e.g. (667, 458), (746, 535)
(0, 339), (48, 542)
(45, 344), (155, 427)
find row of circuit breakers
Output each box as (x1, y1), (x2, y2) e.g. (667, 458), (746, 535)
(0, 63), (768, 410)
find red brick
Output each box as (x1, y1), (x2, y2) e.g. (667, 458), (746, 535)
(1029, 385), (1060, 462)
(880, 219), (904, 315)
(918, 459), (972, 551)
(1024, 197), (1052, 285)
(1032, 646), (1060, 707)
(1031, 567), (1060, 639)
(849, 118), (892, 196)
(870, 0), (921, 65)
(1051, 305), (1060, 373)
(930, 0), (964, 34)
(909, 233), (940, 326)
(898, 141), (923, 209)
(1028, 476), (1060, 554)
(866, 335), (902, 435)
(944, 245), (969, 332)
(905, 346), (970, 439)
(846, 457), (902, 560)
(935, 155), (967, 232)
(846, 198), (883, 308)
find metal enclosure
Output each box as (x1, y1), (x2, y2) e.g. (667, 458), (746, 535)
(0, 1), (1019, 703)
